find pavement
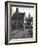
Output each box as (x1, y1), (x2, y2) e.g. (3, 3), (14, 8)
(11, 29), (32, 39)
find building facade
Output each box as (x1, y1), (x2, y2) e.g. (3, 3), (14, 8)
(11, 8), (25, 30)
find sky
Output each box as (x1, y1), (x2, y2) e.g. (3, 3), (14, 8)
(11, 7), (35, 17)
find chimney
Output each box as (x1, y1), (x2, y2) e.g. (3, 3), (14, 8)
(16, 8), (18, 12)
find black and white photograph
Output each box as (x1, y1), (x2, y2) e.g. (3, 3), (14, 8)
(5, 1), (37, 44)
(10, 7), (33, 39)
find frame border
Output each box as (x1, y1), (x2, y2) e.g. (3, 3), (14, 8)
(5, 1), (37, 45)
